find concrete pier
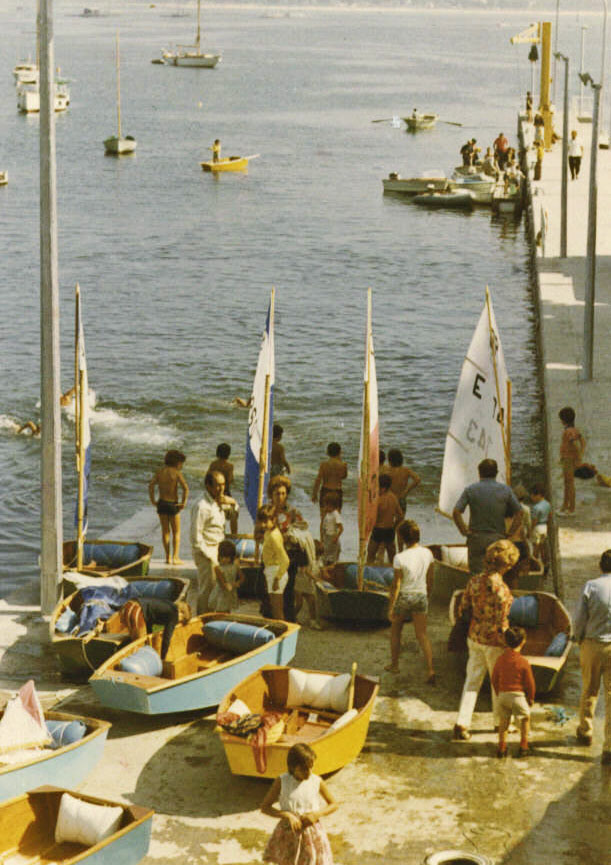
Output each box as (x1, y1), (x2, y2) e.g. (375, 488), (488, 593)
(1, 120), (610, 864)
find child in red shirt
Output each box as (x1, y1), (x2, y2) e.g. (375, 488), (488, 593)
(491, 626), (536, 758)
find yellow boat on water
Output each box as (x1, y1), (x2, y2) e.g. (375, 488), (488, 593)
(200, 154), (259, 172)
(216, 664), (378, 778)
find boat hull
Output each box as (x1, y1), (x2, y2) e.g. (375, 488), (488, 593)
(403, 114), (438, 131)
(89, 613), (300, 715)
(313, 562), (391, 624)
(448, 589), (572, 695)
(104, 136), (137, 155)
(413, 191), (474, 209)
(201, 156), (249, 172)
(218, 666), (379, 778)
(0, 787), (153, 865)
(0, 711), (109, 803)
(382, 175), (449, 194)
(62, 540), (153, 580)
(163, 53), (221, 68)
(17, 84), (69, 113)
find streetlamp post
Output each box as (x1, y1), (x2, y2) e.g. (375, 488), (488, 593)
(579, 24), (589, 119)
(555, 52), (569, 258)
(580, 72), (601, 381)
(552, 0), (560, 105)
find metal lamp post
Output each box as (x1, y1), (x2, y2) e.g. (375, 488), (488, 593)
(554, 51), (569, 258)
(553, 0), (560, 105)
(580, 72), (602, 381)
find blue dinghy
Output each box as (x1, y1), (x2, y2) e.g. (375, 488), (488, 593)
(314, 562), (392, 624)
(0, 786), (153, 865)
(0, 710), (109, 802)
(89, 613), (300, 715)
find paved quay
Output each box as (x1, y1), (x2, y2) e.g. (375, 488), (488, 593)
(1, 120), (611, 864)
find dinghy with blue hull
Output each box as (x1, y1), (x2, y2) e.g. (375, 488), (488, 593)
(0, 711), (109, 803)
(89, 613), (299, 715)
(0, 786), (153, 865)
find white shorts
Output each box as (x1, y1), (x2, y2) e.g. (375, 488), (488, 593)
(265, 566), (288, 595)
(294, 567), (314, 595)
(497, 691), (531, 723)
(532, 524), (548, 540)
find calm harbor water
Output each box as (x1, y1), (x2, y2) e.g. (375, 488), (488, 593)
(0, 1), (567, 595)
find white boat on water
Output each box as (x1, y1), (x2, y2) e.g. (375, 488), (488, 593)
(104, 33), (137, 155)
(403, 111), (438, 132)
(17, 79), (70, 113)
(160, 0), (221, 67)
(449, 172), (496, 204)
(13, 61), (38, 85)
(382, 170), (449, 194)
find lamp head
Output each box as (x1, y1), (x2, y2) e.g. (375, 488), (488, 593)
(579, 72), (593, 86)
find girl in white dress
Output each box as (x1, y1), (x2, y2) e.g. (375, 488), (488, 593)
(261, 743), (337, 865)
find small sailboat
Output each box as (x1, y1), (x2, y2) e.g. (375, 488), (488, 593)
(15, 3), (69, 113)
(104, 33), (136, 155)
(161, 0), (221, 68)
(433, 289), (543, 602)
(315, 289), (390, 623)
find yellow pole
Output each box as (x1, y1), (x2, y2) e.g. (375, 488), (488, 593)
(76, 368), (86, 570)
(347, 661), (358, 710)
(74, 284), (80, 466)
(539, 22), (553, 149)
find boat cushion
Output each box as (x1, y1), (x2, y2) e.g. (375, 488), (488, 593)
(344, 564), (394, 589)
(0, 682), (52, 753)
(55, 607), (78, 633)
(329, 708), (358, 732)
(119, 645), (163, 676)
(228, 537), (256, 558)
(55, 792), (124, 846)
(203, 620), (275, 654)
(544, 632), (569, 657)
(287, 670), (351, 713)
(83, 542), (142, 567)
(45, 719), (88, 749)
(440, 545), (469, 568)
(509, 595), (539, 628)
(123, 579), (177, 601)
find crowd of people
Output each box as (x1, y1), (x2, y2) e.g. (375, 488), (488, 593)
(459, 131), (524, 195)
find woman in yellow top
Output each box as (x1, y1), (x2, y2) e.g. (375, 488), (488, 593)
(258, 504), (290, 621)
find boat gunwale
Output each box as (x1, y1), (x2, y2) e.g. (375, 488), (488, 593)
(0, 711), (110, 777)
(62, 539), (154, 577)
(89, 613), (300, 695)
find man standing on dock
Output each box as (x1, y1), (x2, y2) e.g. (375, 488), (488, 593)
(573, 550), (611, 764)
(452, 458), (522, 574)
(190, 471), (229, 613)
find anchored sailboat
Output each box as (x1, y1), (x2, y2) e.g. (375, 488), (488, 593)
(104, 32), (136, 155)
(161, 0), (221, 68)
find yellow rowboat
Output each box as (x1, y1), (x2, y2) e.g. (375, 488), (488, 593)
(200, 154), (259, 172)
(217, 665), (378, 778)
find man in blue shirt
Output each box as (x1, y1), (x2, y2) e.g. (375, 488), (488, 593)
(574, 550), (611, 764)
(452, 458), (523, 574)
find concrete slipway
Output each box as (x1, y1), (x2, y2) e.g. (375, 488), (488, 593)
(1, 114), (610, 864)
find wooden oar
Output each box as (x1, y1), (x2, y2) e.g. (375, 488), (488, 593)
(439, 120), (463, 127)
(244, 153), (260, 160)
(371, 117), (393, 123)
(347, 661), (358, 710)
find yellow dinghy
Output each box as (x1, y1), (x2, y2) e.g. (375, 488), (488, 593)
(200, 154), (259, 172)
(216, 664), (378, 778)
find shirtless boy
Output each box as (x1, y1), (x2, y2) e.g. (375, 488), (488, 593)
(312, 442), (347, 512)
(271, 424), (291, 477)
(149, 450), (189, 564)
(367, 474), (404, 563)
(386, 448), (421, 513)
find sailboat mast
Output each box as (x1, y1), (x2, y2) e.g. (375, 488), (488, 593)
(116, 31), (122, 140)
(76, 368), (86, 570)
(74, 284), (81, 463)
(357, 289), (373, 592)
(485, 286), (511, 480)
(195, 0), (201, 52)
(256, 287), (275, 509)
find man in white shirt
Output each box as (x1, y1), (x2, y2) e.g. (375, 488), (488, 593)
(190, 471), (233, 613)
(568, 130), (583, 180)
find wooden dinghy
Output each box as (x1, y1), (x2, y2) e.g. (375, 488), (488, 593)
(89, 613), (300, 715)
(314, 562), (391, 624)
(403, 112), (438, 131)
(63, 540), (153, 581)
(449, 589), (572, 694)
(0, 786), (153, 865)
(428, 543), (545, 605)
(0, 710), (110, 802)
(217, 665), (378, 778)
(413, 190), (474, 209)
(50, 577), (189, 680)
(200, 154), (259, 172)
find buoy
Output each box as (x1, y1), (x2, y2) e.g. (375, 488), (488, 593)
(424, 852), (491, 865)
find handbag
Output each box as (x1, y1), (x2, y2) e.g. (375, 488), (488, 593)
(574, 463), (596, 480)
(447, 599), (472, 653)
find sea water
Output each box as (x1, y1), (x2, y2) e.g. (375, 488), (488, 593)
(3, 1), (582, 595)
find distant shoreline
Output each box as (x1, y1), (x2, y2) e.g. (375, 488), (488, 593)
(134, 2), (602, 16)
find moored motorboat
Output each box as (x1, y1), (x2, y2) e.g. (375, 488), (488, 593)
(17, 79), (70, 113)
(200, 154), (258, 172)
(412, 190), (474, 209)
(449, 589), (572, 694)
(0, 786), (153, 865)
(51, 576), (190, 680)
(89, 612), (300, 715)
(403, 112), (438, 131)
(382, 171), (449, 194)
(449, 172), (496, 204)
(0, 708), (109, 802)
(217, 665), (378, 778)
(13, 60), (38, 84)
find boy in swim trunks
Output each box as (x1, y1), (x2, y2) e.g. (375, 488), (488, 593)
(312, 442), (347, 513)
(367, 474), (403, 564)
(149, 450), (189, 565)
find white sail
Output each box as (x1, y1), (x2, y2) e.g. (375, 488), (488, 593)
(438, 291), (509, 518)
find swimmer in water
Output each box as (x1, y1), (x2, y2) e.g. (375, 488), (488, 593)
(17, 421), (41, 436)
(231, 396), (252, 408)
